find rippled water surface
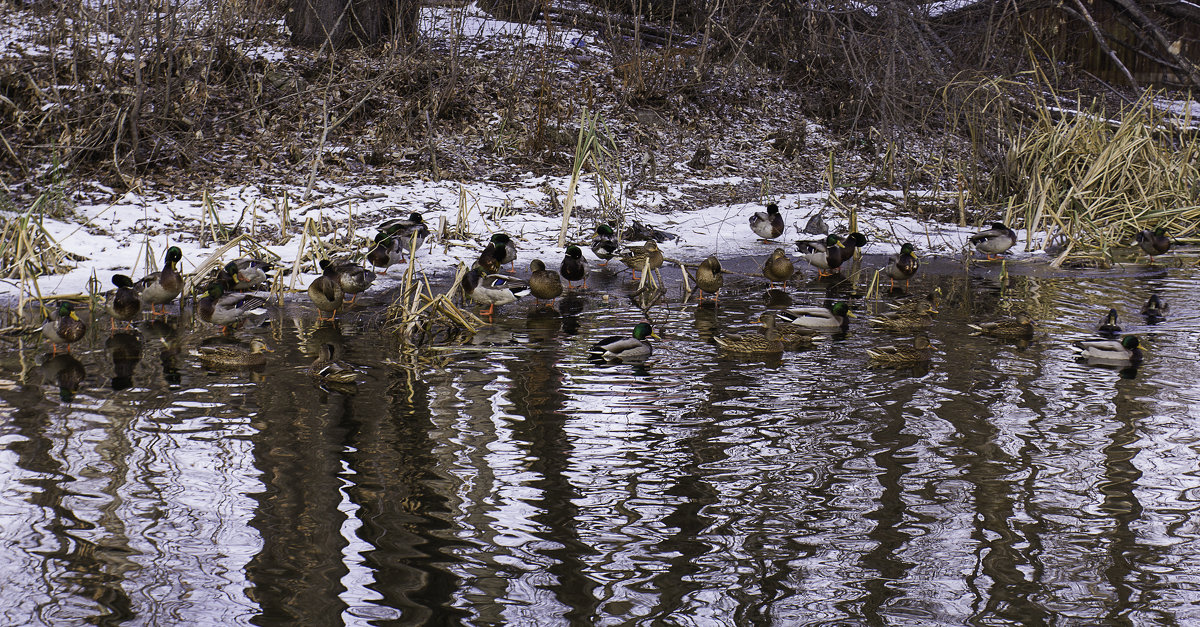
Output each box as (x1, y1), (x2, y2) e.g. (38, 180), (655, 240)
(3, 253), (1200, 626)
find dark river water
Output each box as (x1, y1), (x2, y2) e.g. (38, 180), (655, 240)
(3, 251), (1200, 626)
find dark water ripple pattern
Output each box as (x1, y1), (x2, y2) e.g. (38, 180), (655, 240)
(1, 259), (1200, 625)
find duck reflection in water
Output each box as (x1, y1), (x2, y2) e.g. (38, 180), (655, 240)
(558, 292), (585, 335)
(307, 320), (345, 358)
(762, 288), (793, 309)
(692, 304), (718, 341)
(140, 319), (182, 386)
(526, 307), (562, 343)
(40, 353), (86, 402)
(106, 331), (143, 391)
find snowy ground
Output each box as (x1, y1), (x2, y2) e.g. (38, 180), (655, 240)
(10, 173), (1027, 308)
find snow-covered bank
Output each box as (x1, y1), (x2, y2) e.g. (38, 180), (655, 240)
(7, 175), (1025, 307)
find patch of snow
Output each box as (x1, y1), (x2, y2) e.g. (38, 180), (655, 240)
(1154, 98), (1200, 128)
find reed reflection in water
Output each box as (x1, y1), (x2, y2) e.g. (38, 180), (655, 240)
(0, 257), (1199, 625)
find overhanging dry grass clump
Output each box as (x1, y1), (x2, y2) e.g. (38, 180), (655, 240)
(969, 81), (1198, 265)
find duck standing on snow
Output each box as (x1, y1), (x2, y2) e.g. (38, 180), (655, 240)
(369, 212), (429, 273)
(333, 260), (376, 305)
(559, 246), (587, 289)
(378, 212), (430, 259)
(1134, 226), (1171, 262)
(367, 232), (406, 275)
(750, 202), (784, 242)
(463, 269), (530, 316)
(588, 322), (657, 361)
(136, 246), (184, 315)
(222, 258), (273, 291)
(489, 233), (518, 271)
(884, 242), (919, 288)
(475, 234), (517, 274)
(696, 255), (723, 301)
(591, 222), (619, 266)
(969, 222), (1017, 259)
(308, 259), (345, 321)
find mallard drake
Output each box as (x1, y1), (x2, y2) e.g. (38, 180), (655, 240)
(796, 234), (847, 277)
(222, 258), (272, 291)
(1097, 308), (1121, 337)
(969, 222), (1017, 259)
(194, 338), (272, 370)
(489, 233), (518, 271)
(1142, 295), (1168, 321)
(695, 255), (723, 301)
(969, 312), (1035, 339)
(559, 246), (587, 288)
(588, 322), (657, 361)
(463, 269), (530, 316)
(136, 246), (184, 315)
(1077, 335), (1142, 365)
(309, 342), (359, 385)
(1134, 226), (1170, 262)
(307, 259), (345, 321)
(620, 241), (664, 280)
(884, 242), (919, 288)
(777, 301), (855, 331)
(528, 259), (563, 305)
(474, 238), (505, 274)
(839, 232), (868, 258)
(867, 336), (933, 365)
(367, 232), (406, 275)
(714, 312), (785, 354)
(750, 202), (784, 242)
(762, 248), (795, 287)
(198, 284), (267, 330)
(42, 301), (86, 354)
(869, 300), (936, 331)
(756, 311), (822, 345)
(377, 212), (429, 259)
(106, 274), (142, 329)
(591, 222), (619, 266)
(333, 260), (376, 305)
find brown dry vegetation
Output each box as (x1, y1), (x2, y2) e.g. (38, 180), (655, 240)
(0, 0), (1196, 249)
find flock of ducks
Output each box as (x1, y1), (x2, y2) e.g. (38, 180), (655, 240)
(449, 205), (1170, 367)
(30, 204), (1174, 385)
